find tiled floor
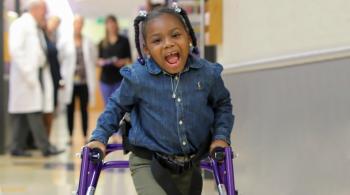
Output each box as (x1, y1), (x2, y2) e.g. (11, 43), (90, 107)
(0, 111), (218, 195)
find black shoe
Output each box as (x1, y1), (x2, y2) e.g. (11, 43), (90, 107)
(42, 145), (65, 157)
(11, 150), (32, 157)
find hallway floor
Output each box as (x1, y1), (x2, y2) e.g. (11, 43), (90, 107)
(0, 111), (218, 195)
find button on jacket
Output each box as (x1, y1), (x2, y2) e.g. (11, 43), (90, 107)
(90, 55), (234, 155)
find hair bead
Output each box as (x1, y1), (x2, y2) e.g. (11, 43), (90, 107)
(138, 10), (148, 17)
(137, 56), (145, 65)
(172, 2), (181, 13)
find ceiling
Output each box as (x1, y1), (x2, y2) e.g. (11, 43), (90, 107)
(4, 0), (147, 19)
(67, 0), (146, 19)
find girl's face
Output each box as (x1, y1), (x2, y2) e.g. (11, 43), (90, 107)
(143, 14), (191, 74)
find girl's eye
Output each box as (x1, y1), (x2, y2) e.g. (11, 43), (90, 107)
(172, 32), (181, 38)
(152, 38), (161, 44)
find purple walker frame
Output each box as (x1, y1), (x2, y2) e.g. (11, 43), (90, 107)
(76, 144), (237, 195)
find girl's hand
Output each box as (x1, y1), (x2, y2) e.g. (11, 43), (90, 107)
(97, 59), (106, 66)
(209, 139), (229, 154)
(86, 140), (106, 158)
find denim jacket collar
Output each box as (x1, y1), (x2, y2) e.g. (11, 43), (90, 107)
(145, 54), (204, 75)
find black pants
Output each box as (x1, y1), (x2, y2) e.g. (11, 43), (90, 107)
(66, 84), (89, 137)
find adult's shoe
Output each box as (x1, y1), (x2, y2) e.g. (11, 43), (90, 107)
(11, 150), (32, 157)
(42, 145), (65, 157)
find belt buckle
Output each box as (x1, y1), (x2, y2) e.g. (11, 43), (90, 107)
(155, 153), (193, 174)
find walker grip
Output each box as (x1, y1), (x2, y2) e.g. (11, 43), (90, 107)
(211, 147), (226, 162)
(89, 148), (104, 163)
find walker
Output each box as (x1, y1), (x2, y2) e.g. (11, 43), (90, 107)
(75, 143), (238, 195)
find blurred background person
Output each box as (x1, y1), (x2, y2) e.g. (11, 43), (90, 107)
(145, 0), (165, 12)
(59, 15), (97, 145)
(46, 16), (60, 43)
(97, 14), (132, 105)
(42, 16), (64, 137)
(8, 0), (64, 157)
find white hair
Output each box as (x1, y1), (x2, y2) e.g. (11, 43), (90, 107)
(23, 0), (45, 11)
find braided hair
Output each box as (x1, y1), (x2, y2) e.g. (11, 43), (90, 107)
(134, 5), (199, 65)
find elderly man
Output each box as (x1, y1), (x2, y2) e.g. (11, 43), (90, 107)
(8, 0), (64, 157)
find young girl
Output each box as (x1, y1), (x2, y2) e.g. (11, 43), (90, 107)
(87, 4), (234, 195)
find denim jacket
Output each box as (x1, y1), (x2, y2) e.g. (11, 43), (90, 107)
(90, 55), (234, 155)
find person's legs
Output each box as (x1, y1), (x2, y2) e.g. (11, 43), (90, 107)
(11, 114), (30, 153)
(171, 166), (202, 195)
(100, 82), (120, 105)
(77, 84), (89, 138)
(99, 82), (111, 105)
(26, 133), (36, 149)
(27, 112), (64, 156)
(129, 153), (167, 195)
(26, 112), (51, 151)
(43, 113), (53, 138)
(110, 81), (121, 94)
(66, 86), (77, 138)
(129, 153), (198, 195)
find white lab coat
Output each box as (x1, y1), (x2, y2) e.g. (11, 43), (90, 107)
(58, 35), (97, 106)
(8, 13), (54, 113)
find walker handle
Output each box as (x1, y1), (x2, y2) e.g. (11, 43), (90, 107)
(210, 147), (226, 162)
(89, 148), (104, 164)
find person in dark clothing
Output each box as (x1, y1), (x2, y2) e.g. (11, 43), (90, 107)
(45, 17), (63, 107)
(98, 15), (132, 105)
(43, 16), (63, 137)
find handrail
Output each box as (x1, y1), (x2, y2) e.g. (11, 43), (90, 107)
(222, 46), (350, 75)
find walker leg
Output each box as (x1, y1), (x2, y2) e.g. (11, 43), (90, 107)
(77, 147), (103, 195)
(77, 147), (91, 195)
(86, 162), (102, 195)
(223, 147), (237, 195)
(211, 159), (228, 195)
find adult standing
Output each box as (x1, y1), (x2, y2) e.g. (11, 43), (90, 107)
(42, 16), (64, 137)
(98, 15), (132, 105)
(59, 15), (97, 144)
(8, 0), (64, 157)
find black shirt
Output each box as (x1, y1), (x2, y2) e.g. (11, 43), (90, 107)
(98, 35), (132, 84)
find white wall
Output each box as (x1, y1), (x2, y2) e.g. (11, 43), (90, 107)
(218, 0), (350, 65)
(225, 58), (350, 195)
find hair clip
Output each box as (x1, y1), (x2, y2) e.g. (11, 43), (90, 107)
(192, 47), (199, 55)
(138, 10), (148, 17)
(137, 56), (145, 65)
(172, 2), (181, 13)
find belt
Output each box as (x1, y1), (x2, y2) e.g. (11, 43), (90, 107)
(154, 152), (196, 174)
(131, 146), (197, 174)
(166, 154), (196, 162)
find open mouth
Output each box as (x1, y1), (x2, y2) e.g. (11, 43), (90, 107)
(165, 51), (180, 66)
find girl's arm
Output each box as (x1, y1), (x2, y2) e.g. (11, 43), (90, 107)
(87, 66), (139, 151)
(209, 64), (235, 147)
